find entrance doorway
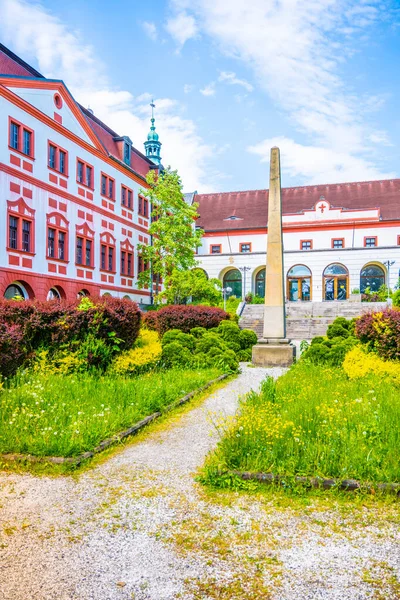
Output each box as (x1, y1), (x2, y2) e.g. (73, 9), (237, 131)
(287, 265), (312, 301)
(255, 268), (265, 298)
(223, 269), (242, 298)
(323, 264), (348, 301)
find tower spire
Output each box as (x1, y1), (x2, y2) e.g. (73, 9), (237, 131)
(144, 99), (162, 166)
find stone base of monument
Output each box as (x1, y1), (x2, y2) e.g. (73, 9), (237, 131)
(252, 338), (295, 367)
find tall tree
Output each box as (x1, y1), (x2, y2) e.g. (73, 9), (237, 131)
(137, 168), (203, 300)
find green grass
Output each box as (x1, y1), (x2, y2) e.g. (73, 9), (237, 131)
(203, 362), (400, 485)
(0, 367), (222, 457)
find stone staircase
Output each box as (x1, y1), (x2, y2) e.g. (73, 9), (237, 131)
(239, 301), (388, 340)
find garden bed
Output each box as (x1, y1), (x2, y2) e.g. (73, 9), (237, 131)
(202, 362), (400, 488)
(0, 368), (224, 459)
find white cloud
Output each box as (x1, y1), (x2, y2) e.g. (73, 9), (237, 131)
(183, 83), (194, 94)
(200, 82), (216, 97)
(218, 70), (253, 92)
(247, 136), (395, 185)
(165, 11), (198, 49)
(170, 0), (395, 184)
(142, 21), (157, 41)
(0, 0), (216, 192)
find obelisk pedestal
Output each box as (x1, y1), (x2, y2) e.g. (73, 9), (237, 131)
(252, 147), (294, 367)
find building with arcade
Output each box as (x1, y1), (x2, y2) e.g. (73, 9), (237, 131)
(193, 182), (400, 302)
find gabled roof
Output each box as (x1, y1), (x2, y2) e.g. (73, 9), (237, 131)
(0, 43), (154, 179)
(195, 179), (400, 231)
(0, 43), (43, 78)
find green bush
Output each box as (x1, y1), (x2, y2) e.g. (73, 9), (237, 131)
(302, 317), (357, 366)
(237, 348), (252, 361)
(195, 332), (227, 354)
(217, 320), (241, 345)
(161, 342), (192, 367)
(239, 329), (258, 349)
(392, 290), (400, 308)
(161, 329), (196, 351)
(190, 327), (207, 338)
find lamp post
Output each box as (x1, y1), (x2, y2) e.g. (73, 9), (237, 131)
(239, 266), (251, 300)
(222, 286), (232, 311)
(383, 260), (395, 304)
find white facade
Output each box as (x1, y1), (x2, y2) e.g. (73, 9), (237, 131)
(0, 76), (153, 302)
(196, 200), (400, 301)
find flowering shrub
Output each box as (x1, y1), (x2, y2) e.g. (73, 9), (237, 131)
(111, 330), (161, 376)
(355, 308), (400, 361)
(143, 304), (229, 335)
(0, 297), (141, 377)
(343, 346), (400, 385)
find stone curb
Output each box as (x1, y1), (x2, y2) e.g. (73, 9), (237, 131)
(229, 470), (400, 496)
(1, 374), (229, 467)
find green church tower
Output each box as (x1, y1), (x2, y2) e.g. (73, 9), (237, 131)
(144, 100), (162, 166)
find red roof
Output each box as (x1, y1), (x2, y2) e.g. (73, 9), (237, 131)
(0, 44), (43, 78)
(195, 179), (400, 231)
(0, 43), (153, 180)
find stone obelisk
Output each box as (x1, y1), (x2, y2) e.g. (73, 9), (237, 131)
(252, 147), (294, 366)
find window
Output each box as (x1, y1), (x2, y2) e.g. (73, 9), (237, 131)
(364, 237), (377, 248)
(9, 118), (34, 158)
(76, 238), (93, 267)
(7, 199), (35, 254)
(9, 216), (18, 249)
(210, 244), (222, 254)
(23, 129), (31, 156)
(301, 240), (312, 250)
(138, 255), (149, 273)
(138, 195), (149, 218)
(8, 216), (32, 252)
(240, 243), (251, 253)
(121, 185), (133, 209)
(10, 122), (19, 150)
(121, 240), (134, 276)
(100, 232), (116, 272)
(76, 159), (93, 188)
(47, 214), (69, 261)
(48, 142), (68, 175)
(124, 142), (131, 165)
(332, 238), (344, 249)
(75, 223), (94, 267)
(101, 173), (115, 200)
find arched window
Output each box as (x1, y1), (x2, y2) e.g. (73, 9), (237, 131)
(255, 268), (265, 298)
(47, 288), (61, 301)
(223, 269), (242, 298)
(77, 289), (90, 298)
(4, 283), (27, 300)
(323, 263), (348, 301)
(287, 265), (312, 301)
(360, 264), (385, 293)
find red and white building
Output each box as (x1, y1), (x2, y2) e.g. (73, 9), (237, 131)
(1, 44), (400, 306)
(194, 183), (400, 302)
(0, 44), (156, 303)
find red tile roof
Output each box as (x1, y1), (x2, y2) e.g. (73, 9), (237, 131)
(195, 179), (400, 231)
(0, 43), (43, 78)
(0, 43), (153, 180)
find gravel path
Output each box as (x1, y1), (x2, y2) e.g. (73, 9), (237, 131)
(1, 364), (399, 600)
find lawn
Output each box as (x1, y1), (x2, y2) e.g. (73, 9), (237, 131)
(0, 367), (222, 457)
(204, 362), (400, 485)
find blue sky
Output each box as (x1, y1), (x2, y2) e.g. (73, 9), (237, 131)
(0, 0), (399, 192)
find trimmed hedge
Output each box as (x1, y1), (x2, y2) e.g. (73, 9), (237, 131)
(143, 304), (230, 335)
(0, 297), (141, 377)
